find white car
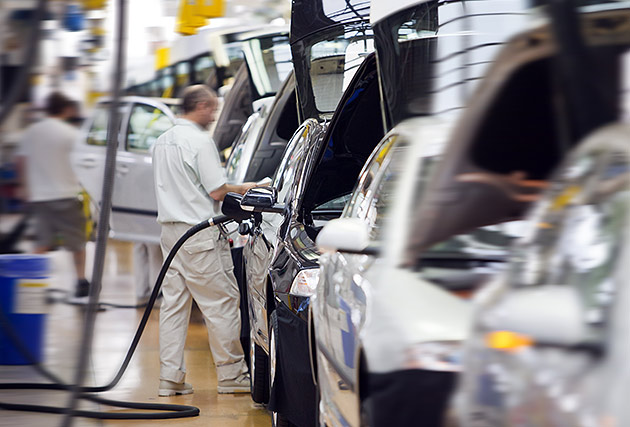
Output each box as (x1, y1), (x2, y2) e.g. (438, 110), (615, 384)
(72, 96), (180, 244)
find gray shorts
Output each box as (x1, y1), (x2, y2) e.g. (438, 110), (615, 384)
(30, 198), (86, 252)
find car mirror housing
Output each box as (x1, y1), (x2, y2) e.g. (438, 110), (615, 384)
(316, 217), (379, 255)
(222, 192), (253, 222)
(482, 285), (602, 354)
(240, 187), (285, 213)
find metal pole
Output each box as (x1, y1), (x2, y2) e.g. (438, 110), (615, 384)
(60, 0), (127, 425)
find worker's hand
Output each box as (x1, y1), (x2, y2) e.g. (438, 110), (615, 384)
(240, 182), (258, 194)
(455, 170), (549, 202)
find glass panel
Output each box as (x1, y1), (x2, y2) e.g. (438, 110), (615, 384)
(364, 142), (407, 241)
(175, 61), (191, 89)
(244, 34), (292, 97)
(157, 66), (175, 98)
(347, 135), (397, 219)
(87, 105), (109, 146)
(313, 193), (352, 212)
(127, 104), (174, 152)
(345, 134), (408, 241)
(223, 41), (246, 84)
(193, 55), (215, 84)
(273, 124), (310, 205)
(309, 28), (374, 114)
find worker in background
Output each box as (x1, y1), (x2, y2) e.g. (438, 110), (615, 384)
(152, 85), (257, 396)
(16, 92), (90, 297)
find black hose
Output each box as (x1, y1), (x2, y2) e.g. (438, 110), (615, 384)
(0, 215), (232, 419)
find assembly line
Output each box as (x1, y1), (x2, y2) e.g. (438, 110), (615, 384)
(1, 0), (629, 426)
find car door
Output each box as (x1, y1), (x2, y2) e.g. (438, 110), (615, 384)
(110, 101), (176, 243)
(315, 133), (402, 425)
(245, 118), (323, 351)
(72, 100), (130, 223)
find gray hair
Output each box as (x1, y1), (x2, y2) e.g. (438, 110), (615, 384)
(180, 85), (216, 114)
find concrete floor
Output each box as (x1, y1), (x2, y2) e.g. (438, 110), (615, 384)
(0, 239), (270, 427)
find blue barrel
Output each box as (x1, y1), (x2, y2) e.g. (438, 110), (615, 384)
(0, 255), (50, 365)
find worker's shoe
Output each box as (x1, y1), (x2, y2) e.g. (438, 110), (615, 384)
(217, 373), (250, 394)
(75, 279), (90, 298)
(158, 380), (194, 396)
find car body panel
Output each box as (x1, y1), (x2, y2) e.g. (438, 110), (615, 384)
(245, 118), (324, 355)
(72, 96), (179, 244)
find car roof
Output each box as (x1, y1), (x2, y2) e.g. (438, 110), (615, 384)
(96, 96), (181, 106)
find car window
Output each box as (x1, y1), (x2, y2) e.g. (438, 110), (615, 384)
(272, 123), (311, 205)
(309, 29), (374, 114)
(313, 193), (352, 212)
(244, 34), (292, 98)
(127, 104), (174, 152)
(87, 105), (110, 146)
(159, 67), (175, 97)
(176, 61), (190, 89)
(193, 55), (215, 84)
(345, 134), (408, 240)
(225, 112), (258, 182)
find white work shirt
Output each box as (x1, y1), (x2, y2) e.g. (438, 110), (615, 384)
(153, 118), (226, 225)
(19, 117), (82, 202)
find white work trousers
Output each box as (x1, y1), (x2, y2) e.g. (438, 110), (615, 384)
(133, 242), (163, 301)
(158, 222), (247, 383)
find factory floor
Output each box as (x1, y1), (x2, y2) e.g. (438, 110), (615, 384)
(0, 238), (270, 427)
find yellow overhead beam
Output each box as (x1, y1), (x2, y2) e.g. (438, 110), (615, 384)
(176, 0), (225, 35)
(197, 0), (225, 18)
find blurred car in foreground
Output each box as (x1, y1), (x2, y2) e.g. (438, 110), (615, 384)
(457, 124), (630, 427)
(454, 3), (630, 425)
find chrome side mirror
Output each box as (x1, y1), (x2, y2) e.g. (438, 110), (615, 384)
(240, 187), (285, 214)
(316, 217), (379, 255)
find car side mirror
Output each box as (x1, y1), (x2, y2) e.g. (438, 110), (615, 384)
(316, 218), (379, 255)
(240, 187), (285, 214)
(483, 285), (602, 354)
(222, 192), (253, 222)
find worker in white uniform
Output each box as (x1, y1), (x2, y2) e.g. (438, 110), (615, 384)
(152, 85), (257, 396)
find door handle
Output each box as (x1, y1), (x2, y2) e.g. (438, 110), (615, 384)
(116, 164), (129, 176)
(78, 157), (97, 168)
